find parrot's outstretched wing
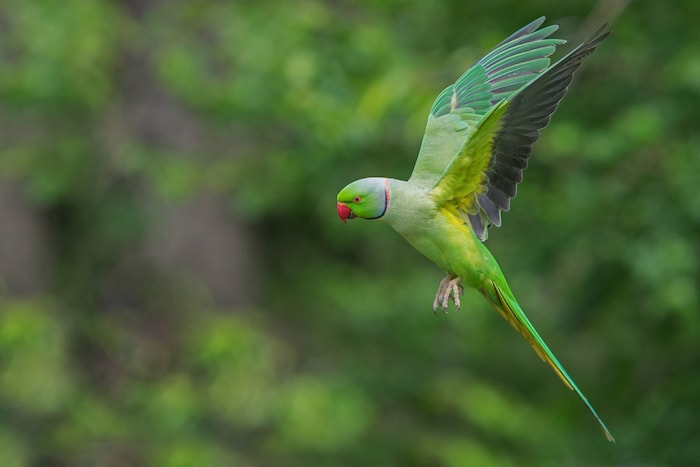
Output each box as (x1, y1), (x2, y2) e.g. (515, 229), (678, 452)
(409, 17), (565, 187)
(431, 25), (609, 240)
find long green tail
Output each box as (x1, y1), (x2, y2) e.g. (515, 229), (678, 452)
(480, 279), (615, 443)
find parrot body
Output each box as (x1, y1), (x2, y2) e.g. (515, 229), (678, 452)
(336, 18), (615, 442)
(383, 179), (492, 291)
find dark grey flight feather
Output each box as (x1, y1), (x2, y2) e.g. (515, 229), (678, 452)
(469, 25), (610, 241)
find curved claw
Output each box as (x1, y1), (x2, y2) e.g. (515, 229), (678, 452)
(432, 275), (463, 313)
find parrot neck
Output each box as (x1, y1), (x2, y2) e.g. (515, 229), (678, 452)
(382, 179), (436, 231)
(367, 177), (390, 220)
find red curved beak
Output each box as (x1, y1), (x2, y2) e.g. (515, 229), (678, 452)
(337, 202), (354, 223)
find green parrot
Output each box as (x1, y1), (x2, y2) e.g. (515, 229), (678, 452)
(336, 17), (614, 442)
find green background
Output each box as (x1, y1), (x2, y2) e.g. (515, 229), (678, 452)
(0, 0), (698, 465)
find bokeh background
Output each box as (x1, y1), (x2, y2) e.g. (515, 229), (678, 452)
(1, 0), (698, 465)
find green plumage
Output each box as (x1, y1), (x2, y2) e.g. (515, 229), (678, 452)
(336, 18), (613, 442)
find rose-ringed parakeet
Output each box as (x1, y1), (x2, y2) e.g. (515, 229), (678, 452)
(336, 17), (614, 442)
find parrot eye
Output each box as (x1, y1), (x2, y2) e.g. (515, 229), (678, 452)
(353, 196), (362, 203)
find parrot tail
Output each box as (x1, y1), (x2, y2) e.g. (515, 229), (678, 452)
(480, 279), (615, 443)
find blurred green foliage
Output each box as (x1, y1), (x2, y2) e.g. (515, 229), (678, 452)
(0, 0), (699, 465)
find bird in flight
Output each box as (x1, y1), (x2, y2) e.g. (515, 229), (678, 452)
(336, 17), (614, 442)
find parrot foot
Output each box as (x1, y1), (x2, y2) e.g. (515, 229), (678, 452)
(432, 275), (463, 313)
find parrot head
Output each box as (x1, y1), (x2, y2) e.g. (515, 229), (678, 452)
(336, 177), (389, 223)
